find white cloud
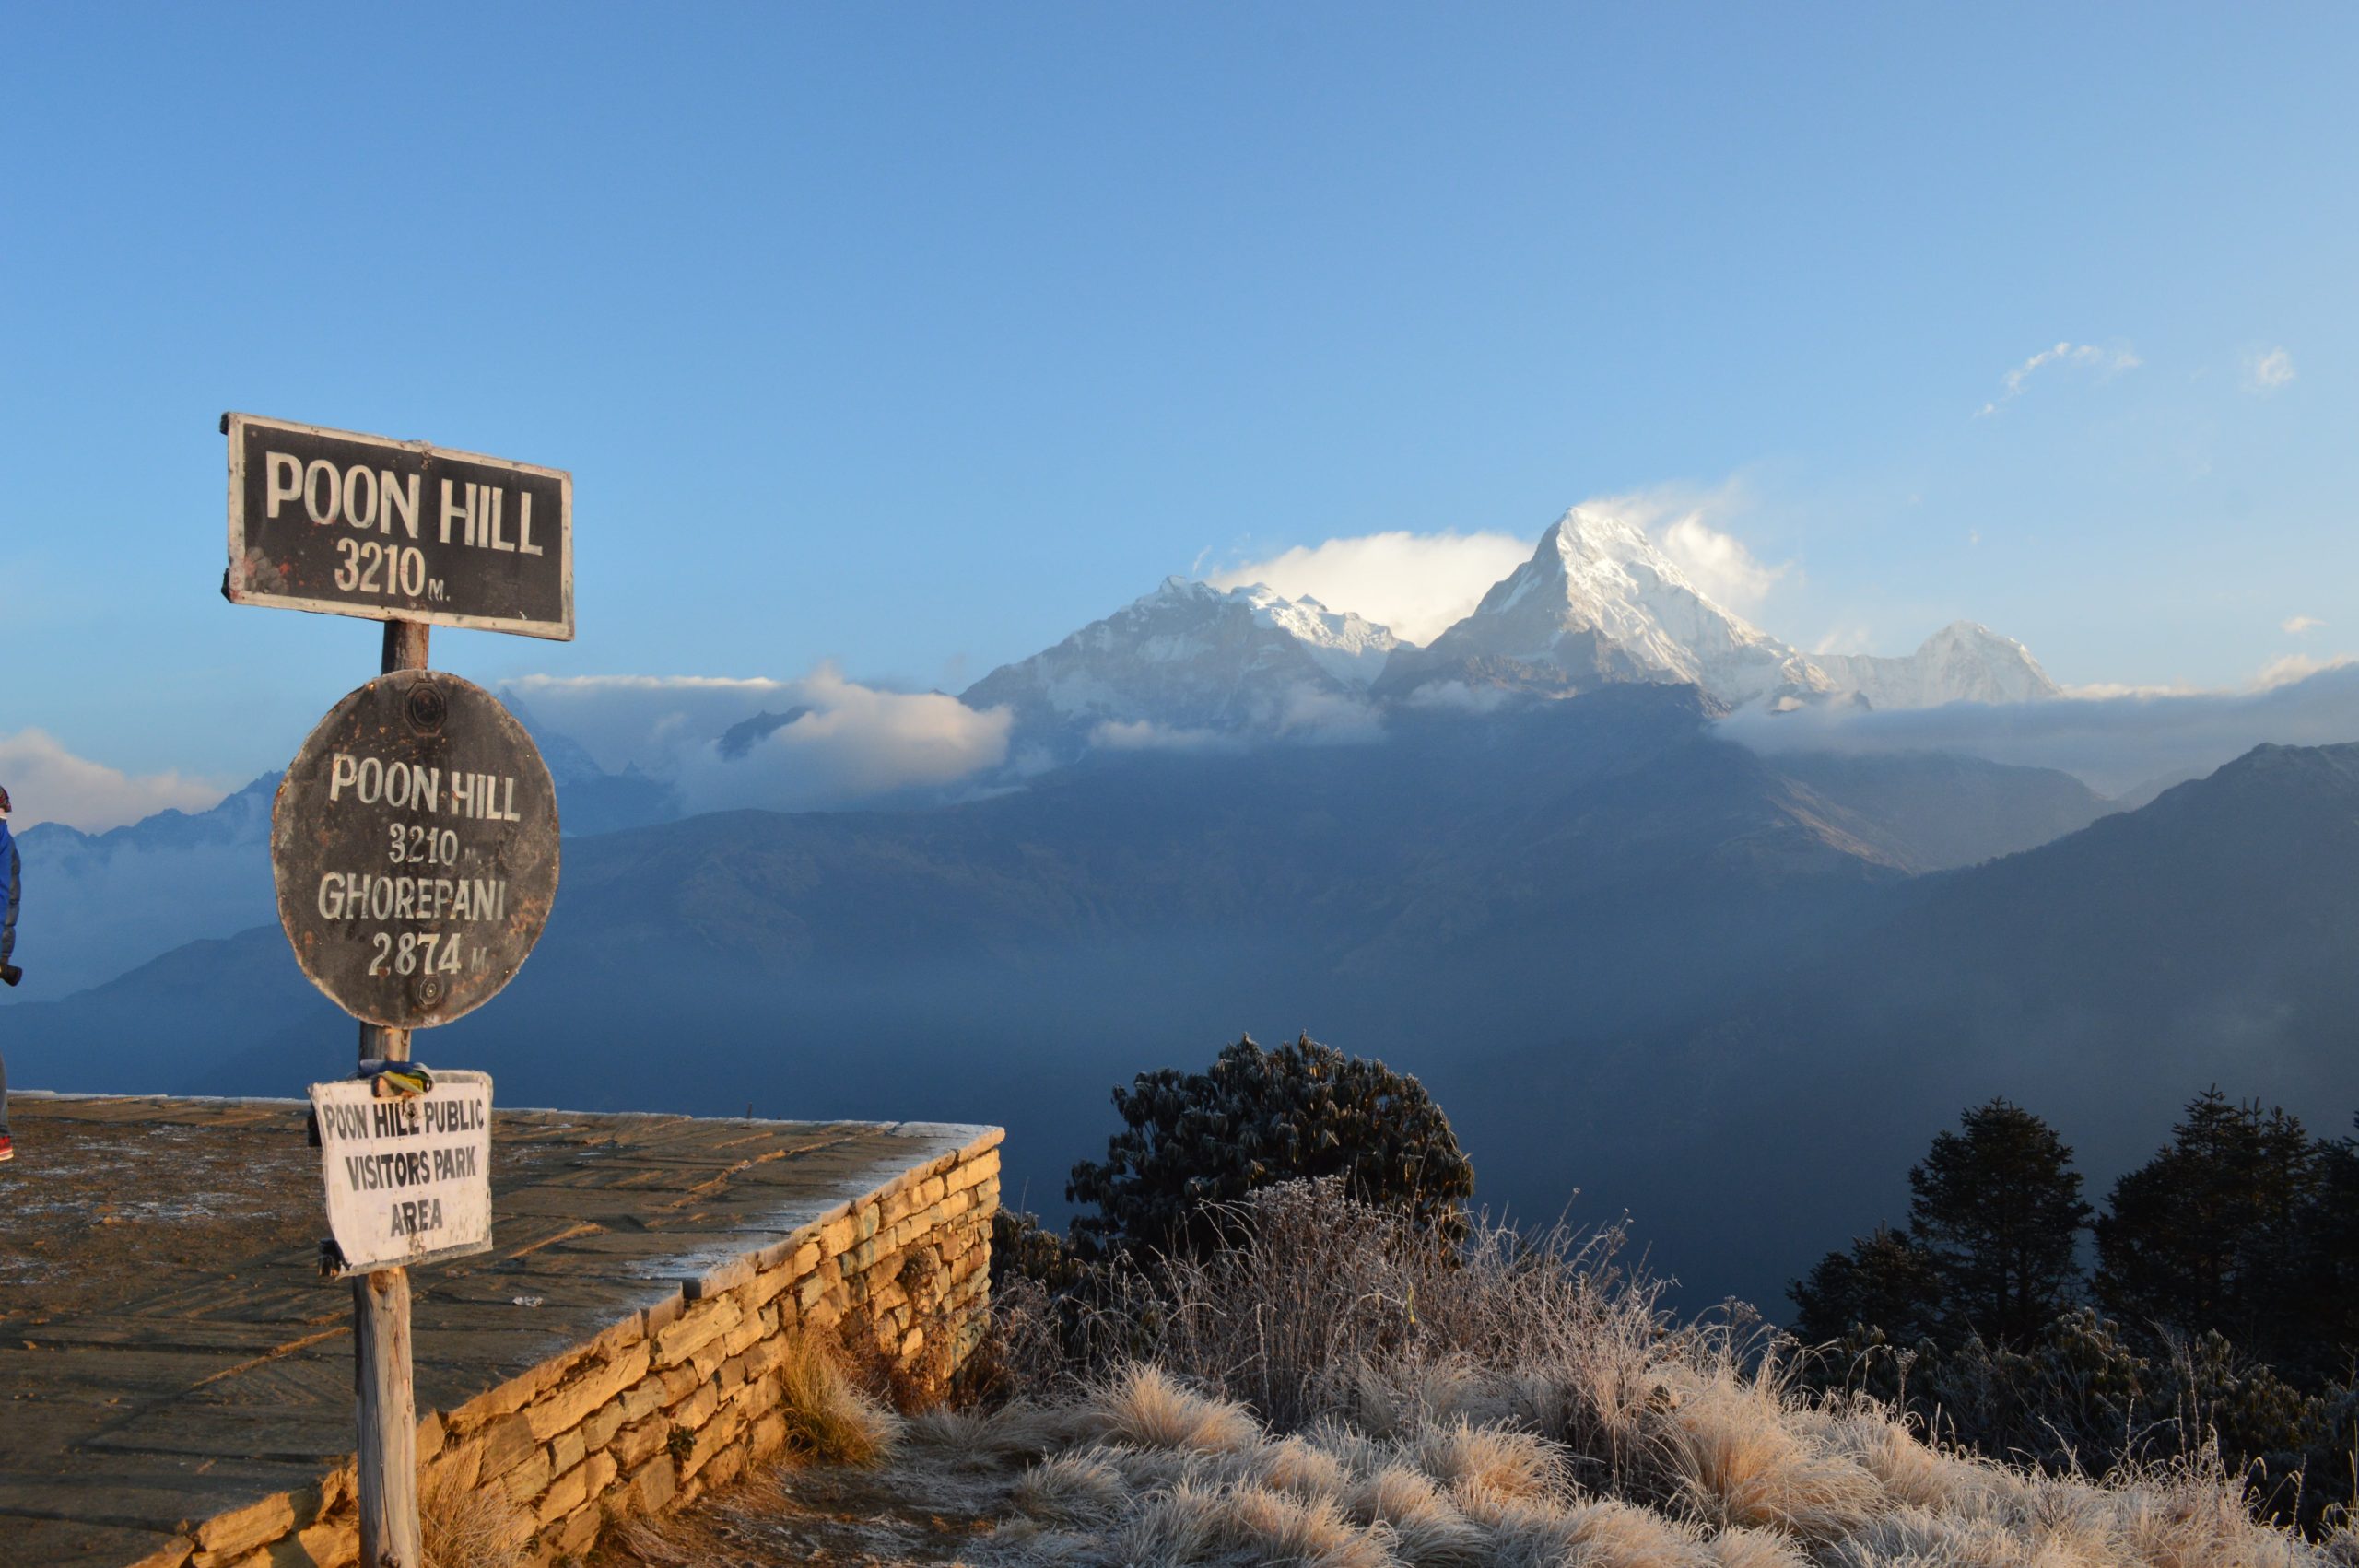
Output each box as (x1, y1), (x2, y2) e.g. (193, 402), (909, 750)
(506, 668), (1011, 813)
(1582, 480), (1791, 613)
(1090, 719), (1236, 753)
(1812, 626), (1876, 657)
(676, 666), (1011, 813)
(2283, 614), (2323, 636)
(2253, 652), (2353, 690)
(1209, 530), (1530, 646)
(1659, 513), (1785, 610)
(1086, 687), (1382, 752)
(1402, 681), (1511, 714)
(0, 731), (232, 831)
(1722, 659), (2359, 795)
(1977, 341), (2142, 415)
(1274, 688), (1385, 744)
(507, 673), (799, 773)
(1211, 479), (1794, 639)
(2245, 346), (2296, 393)
(2060, 681), (2199, 700)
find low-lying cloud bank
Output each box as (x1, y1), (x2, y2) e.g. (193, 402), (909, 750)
(505, 667), (1011, 813)
(1087, 687), (1385, 755)
(1723, 661), (2359, 796)
(0, 730), (232, 832)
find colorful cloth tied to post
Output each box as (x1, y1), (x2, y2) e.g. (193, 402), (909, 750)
(367, 1062), (434, 1100)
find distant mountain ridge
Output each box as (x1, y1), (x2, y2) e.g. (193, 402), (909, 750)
(4, 730), (673, 1005)
(1813, 622), (2060, 708)
(960, 505), (2061, 745)
(4, 775), (281, 1000)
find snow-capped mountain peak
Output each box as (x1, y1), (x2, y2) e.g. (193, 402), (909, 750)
(1813, 621), (2061, 709)
(1226, 580), (1401, 683)
(1082, 577), (1400, 683)
(964, 505), (2062, 749)
(960, 578), (1400, 747)
(1382, 505), (1833, 707)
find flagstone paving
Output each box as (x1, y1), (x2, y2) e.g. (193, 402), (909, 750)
(0, 1093), (995, 1568)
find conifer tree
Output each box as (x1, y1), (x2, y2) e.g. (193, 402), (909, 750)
(1907, 1098), (2094, 1349)
(1790, 1223), (1943, 1346)
(1790, 1099), (2089, 1351)
(2301, 1117), (2359, 1365)
(2094, 1088), (2319, 1362)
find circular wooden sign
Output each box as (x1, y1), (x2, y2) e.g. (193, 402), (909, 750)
(272, 670), (560, 1028)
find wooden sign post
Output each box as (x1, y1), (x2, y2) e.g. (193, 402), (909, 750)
(226, 415), (572, 1568)
(354, 624), (428, 1568)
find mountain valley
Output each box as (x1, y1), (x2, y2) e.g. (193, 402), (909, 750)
(10, 505), (2352, 1315)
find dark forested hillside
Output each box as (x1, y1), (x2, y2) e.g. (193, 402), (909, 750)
(1445, 741), (2359, 1312)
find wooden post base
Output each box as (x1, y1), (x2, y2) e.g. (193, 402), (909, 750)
(354, 1268), (421, 1567)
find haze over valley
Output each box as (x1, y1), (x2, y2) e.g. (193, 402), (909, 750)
(14, 497), (2356, 1313)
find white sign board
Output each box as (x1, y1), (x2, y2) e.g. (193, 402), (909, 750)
(311, 1071), (494, 1275)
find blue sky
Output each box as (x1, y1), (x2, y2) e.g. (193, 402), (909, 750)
(4, 4), (2353, 809)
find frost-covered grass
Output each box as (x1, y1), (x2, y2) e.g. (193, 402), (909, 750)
(983, 1180), (2356, 1565)
(598, 1181), (2359, 1568)
(965, 1358), (2353, 1567)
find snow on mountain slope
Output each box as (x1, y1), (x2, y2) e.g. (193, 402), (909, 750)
(964, 508), (2060, 741)
(960, 578), (1401, 743)
(1379, 506), (1834, 708)
(1813, 622), (2061, 709)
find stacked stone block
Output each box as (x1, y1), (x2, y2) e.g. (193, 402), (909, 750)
(170, 1127), (1000, 1568)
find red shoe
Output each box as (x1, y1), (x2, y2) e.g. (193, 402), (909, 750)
(0, 1135), (13, 1162)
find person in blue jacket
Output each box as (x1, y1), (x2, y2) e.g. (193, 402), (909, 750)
(0, 782), (18, 1163)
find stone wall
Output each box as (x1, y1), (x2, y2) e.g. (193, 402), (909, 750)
(171, 1122), (1001, 1568)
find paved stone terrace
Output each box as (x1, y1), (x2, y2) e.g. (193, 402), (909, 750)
(0, 1094), (999, 1568)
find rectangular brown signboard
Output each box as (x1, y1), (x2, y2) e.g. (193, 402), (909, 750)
(224, 413), (574, 640)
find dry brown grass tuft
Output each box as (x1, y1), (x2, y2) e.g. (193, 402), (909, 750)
(908, 1399), (1081, 1469)
(1408, 1418), (1564, 1502)
(1081, 1363), (1262, 1455)
(419, 1464), (532, 1568)
(1013, 1450), (1130, 1526)
(1217, 1482), (1396, 1568)
(1257, 1433), (1356, 1500)
(776, 1332), (900, 1468)
(1706, 1523), (1814, 1567)
(1343, 1463), (1487, 1566)
(1102, 1479), (1228, 1565)
(1097, 1477), (1394, 1568)
(1560, 1496), (1719, 1568)
(1660, 1370), (1885, 1541)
